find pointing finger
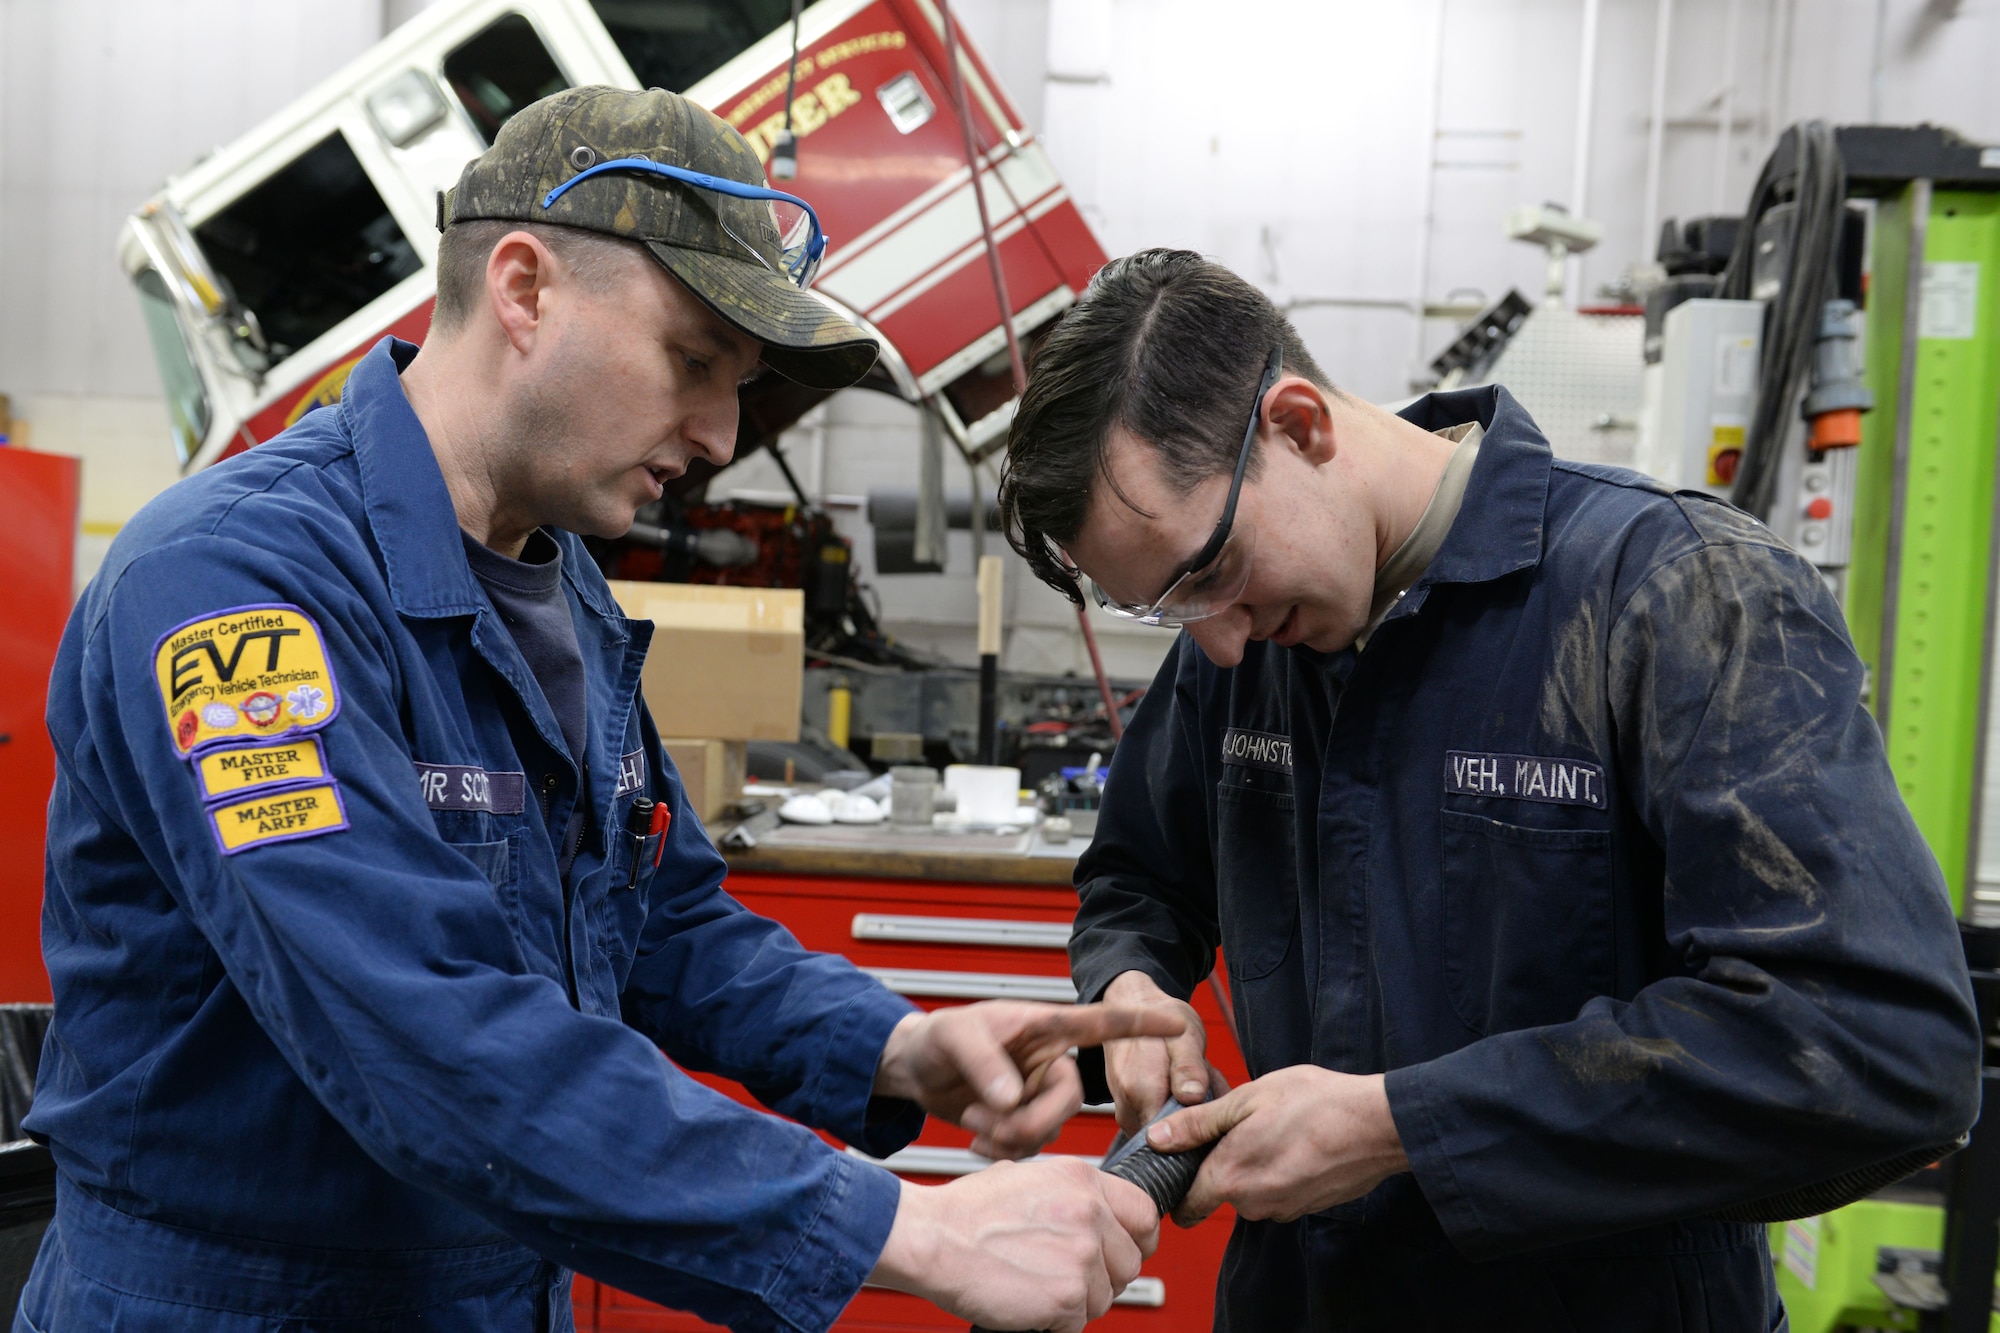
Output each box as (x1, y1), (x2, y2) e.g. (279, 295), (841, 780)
(1023, 1001), (1187, 1049)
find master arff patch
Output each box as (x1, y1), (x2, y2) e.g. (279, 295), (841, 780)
(209, 782), (349, 855)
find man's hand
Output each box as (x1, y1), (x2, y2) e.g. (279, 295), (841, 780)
(1101, 971), (1224, 1135)
(874, 999), (1185, 1158)
(869, 1160), (1160, 1333)
(1144, 1066), (1408, 1226)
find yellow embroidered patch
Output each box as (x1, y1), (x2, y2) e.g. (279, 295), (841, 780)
(195, 738), (328, 801)
(209, 783), (349, 855)
(154, 605), (340, 756)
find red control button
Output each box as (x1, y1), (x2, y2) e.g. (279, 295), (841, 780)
(1806, 497), (1834, 520)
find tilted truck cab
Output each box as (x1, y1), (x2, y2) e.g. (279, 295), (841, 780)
(121, 0), (1104, 482)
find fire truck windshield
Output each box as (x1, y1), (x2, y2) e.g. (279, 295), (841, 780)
(133, 268), (214, 466)
(193, 131), (421, 367)
(590, 0), (793, 93)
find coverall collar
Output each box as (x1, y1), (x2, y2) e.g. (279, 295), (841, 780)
(346, 337), (489, 621)
(344, 336), (626, 627)
(1392, 384), (1551, 591)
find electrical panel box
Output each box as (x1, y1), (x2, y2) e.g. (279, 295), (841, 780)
(1636, 298), (1763, 497)
(1769, 434), (1860, 569)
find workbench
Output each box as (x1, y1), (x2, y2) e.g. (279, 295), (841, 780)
(572, 819), (1246, 1333)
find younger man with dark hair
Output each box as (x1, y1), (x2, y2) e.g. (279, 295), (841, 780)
(998, 247), (1982, 1330)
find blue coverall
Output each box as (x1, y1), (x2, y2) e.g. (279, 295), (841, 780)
(19, 338), (922, 1333)
(1070, 386), (1983, 1331)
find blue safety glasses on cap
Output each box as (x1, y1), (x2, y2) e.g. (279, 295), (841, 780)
(541, 156), (828, 289)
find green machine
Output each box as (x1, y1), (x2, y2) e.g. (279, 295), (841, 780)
(1737, 127), (2000, 1333)
(1848, 168), (2000, 917)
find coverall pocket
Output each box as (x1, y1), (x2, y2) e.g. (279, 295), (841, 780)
(1215, 783), (1301, 982)
(447, 835), (520, 924)
(1438, 809), (1612, 1036)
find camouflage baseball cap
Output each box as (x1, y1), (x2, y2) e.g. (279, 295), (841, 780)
(441, 85), (877, 391)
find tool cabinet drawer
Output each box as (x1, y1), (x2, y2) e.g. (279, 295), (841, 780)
(723, 875), (1088, 979)
(573, 869), (1241, 1333)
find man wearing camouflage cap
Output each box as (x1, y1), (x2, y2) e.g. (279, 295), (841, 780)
(20, 87), (1167, 1333)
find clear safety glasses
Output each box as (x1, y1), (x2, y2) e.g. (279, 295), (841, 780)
(540, 157), (828, 289)
(1082, 345), (1283, 628)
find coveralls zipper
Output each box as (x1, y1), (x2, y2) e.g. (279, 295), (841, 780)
(540, 770), (581, 1008)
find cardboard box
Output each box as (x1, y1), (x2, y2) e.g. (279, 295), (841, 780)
(664, 738), (748, 823)
(609, 581), (803, 741)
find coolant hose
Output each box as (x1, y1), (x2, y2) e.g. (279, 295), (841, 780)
(970, 1099), (1214, 1333)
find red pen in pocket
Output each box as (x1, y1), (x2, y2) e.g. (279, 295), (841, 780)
(649, 799), (670, 866)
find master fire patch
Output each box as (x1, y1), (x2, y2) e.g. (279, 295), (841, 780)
(209, 783), (349, 855)
(155, 605), (341, 756)
(195, 738), (328, 801)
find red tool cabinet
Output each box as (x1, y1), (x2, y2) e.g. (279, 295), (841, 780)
(572, 867), (1247, 1333)
(0, 447), (79, 1004)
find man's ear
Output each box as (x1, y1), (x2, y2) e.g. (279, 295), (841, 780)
(1266, 377), (1337, 466)
(486, 231), (558, 355)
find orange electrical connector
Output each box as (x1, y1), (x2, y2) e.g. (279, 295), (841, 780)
(1810, 408), (1864, 449)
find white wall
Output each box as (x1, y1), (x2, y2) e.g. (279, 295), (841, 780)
(951, 0), (1050, 138)
(1030, 0), (2000, 403)
(0, 0), (396, 581)
(0, 1), (392, 399)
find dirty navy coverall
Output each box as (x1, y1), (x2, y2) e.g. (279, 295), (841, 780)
(19, 338), (923, 1333)
(1070, 386), (1981, 1331)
